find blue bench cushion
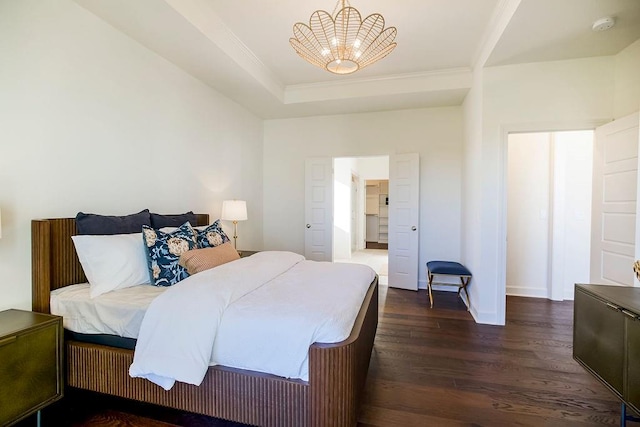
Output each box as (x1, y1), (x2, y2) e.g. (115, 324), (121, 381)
(427, 261), (471, 276)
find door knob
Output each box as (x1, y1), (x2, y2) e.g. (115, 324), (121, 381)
(411, 226), (417, 231)
(306, 224), (311, 228)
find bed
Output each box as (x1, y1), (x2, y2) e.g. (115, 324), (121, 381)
(31, 215), (378, 427)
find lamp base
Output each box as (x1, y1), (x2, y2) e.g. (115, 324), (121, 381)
(232, 221), (238, 249)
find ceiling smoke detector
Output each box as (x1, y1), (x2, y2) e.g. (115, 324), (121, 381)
(592, 16), (615, 32)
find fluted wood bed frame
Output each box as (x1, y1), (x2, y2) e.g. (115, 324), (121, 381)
(31, 216), (378, 427)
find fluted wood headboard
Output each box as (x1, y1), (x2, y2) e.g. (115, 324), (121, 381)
(31, 214), (210, 313)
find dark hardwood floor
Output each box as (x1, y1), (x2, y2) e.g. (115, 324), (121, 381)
(359, 286), (635, 426)
(18, 287), (638, 426)
(365, 242), (388, 250)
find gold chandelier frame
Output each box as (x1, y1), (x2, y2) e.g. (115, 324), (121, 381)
(290, 0), (397, 75)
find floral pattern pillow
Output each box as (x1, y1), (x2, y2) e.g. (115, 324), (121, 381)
(196, 220), (231, 248)
(142, 222), (197, 286)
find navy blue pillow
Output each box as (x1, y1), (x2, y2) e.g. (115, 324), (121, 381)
(150, 211), (197, 228)
(76, 209), (151, 235)
(196, 220), (231, 248)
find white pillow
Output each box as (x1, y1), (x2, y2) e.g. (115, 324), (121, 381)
(72, 233), (150, 298)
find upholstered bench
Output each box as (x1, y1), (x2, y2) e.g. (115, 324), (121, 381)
(426, 261), (472, 311)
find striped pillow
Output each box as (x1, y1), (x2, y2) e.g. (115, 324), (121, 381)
(178, 242), (240, 275)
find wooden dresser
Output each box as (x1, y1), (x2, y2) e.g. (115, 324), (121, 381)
(574, 284), (640, 418)
(0, 309), (63, 426)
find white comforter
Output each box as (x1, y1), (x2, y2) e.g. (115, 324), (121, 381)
(129, 251), (375, 390)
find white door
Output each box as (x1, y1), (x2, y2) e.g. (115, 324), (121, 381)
(590, 113), (639, 286)
(388, 153), (420, 290)
(305, 158), (333, 261)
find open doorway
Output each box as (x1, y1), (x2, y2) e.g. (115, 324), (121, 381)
(506, 130), (594, 301)
(333, 156), (389, 285)
(365, 179), (388, 250)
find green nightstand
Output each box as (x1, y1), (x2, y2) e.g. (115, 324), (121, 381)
(0, 309), (63, 426)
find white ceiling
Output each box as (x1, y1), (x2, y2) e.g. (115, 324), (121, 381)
(207, 0), (499, 85)
(75, 0), (640, 119)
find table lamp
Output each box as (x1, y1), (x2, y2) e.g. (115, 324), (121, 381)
(221, 200), (247, 249)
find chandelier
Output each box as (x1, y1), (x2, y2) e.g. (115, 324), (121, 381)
(289, 0), (397, 75)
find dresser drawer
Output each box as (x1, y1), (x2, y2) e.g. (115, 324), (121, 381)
(574, 284), (640, 416)
(627, 313), (640, 412)
(573, 288), (624, 396)
(0, 310), (63, 426)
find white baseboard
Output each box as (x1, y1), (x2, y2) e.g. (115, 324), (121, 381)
(418, 279), (502, 325)
(470, 306), (503, 325)
(506, 286), (548, 299)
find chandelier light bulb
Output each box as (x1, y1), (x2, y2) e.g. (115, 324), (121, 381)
(290, 0), (397, 75)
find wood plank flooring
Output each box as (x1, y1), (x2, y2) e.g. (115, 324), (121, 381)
(18, 286), (638, 426)
(360, 286), (632, 426)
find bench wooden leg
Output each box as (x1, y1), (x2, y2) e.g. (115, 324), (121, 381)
(460, 276), (471, 312)
(427, 272), (434, 308)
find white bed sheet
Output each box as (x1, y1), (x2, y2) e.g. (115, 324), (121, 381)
(213, 259), (376, 381)
(50, 283), (166, 338)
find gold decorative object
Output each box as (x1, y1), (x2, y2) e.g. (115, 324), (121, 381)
(290, 0), (397, 75)
(634, 260), (640, 281)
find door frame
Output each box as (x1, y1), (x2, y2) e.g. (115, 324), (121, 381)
(350, 172), (360, 252)
(317, 153), (420, 289)
(333, 156), (390, 255)
(497, 119), (606, 324)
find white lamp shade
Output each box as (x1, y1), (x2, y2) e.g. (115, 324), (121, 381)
(221, 200), (247, 221)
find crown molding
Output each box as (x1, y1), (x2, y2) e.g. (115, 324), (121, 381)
(472, 0), (522, 69)
(284, 68), (472, 104)
(164, 0), (285, 102)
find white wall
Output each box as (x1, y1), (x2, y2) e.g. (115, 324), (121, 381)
(462, 56), (615, 324)
(552, 131), (593, 300)
(506, 133), (551, 298)
(461, 67), (486, 319)
(0, 0), (264, 311)
(614, 39), (640, 119)
(263, 108), (463, 288)
(356, 157), (389, 180)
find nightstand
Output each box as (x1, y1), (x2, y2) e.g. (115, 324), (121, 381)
(0, 309), (63, 426)
(238, 250), (258, 258)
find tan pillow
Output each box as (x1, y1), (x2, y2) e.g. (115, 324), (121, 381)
(178, 242), (240, 275)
